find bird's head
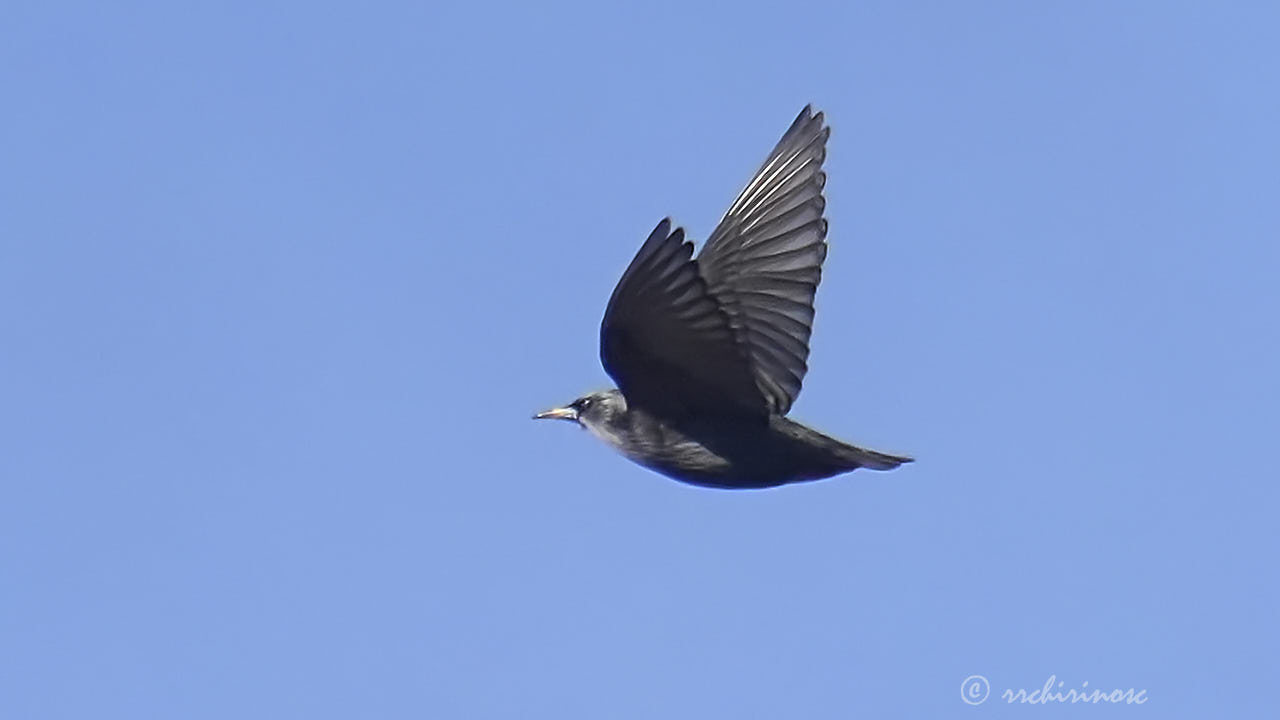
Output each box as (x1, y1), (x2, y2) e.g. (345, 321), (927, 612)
(533, 389), (625, 430)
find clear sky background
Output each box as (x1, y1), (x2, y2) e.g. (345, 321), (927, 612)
(3, 1), (1277, 717)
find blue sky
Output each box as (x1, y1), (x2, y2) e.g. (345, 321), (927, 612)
(2, 1), (1277, 717)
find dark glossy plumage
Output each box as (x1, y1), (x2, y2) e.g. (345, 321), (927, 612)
(536, 106), (911, 488)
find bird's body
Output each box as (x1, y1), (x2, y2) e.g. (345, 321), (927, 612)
(535, 106), (911, 489)
(567, 390), (909, 489)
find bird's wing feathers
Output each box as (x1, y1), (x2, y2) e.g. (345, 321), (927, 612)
(601, 219), (770, 419)
(697, 106), (830, 416)
(600, 106), (831, 419)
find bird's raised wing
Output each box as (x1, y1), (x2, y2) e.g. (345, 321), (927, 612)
(600, 219), (769, 419)
(600, 106), (831, 420)
(696, 105), (830, 416)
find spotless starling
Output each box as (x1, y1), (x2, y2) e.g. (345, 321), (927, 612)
(535, 106), (911, 489)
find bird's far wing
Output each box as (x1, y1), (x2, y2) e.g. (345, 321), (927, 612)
(600, 219), (769, 420)
(696, 105), (831, 416)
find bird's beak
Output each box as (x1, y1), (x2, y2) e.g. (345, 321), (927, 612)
(533, 405), (579, 422)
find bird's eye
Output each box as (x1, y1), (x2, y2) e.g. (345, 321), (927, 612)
(579, 398), (592, 409)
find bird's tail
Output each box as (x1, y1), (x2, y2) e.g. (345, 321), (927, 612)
(775, 415), (913, 472)
(833, 442), (913, 471)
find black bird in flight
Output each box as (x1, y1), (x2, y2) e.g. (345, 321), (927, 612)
(535, 106), (911, 489)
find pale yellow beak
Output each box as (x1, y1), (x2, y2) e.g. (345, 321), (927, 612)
(533, 405), (578, 421)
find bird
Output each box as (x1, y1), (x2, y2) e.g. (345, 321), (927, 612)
(534, 106), (911, 489)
